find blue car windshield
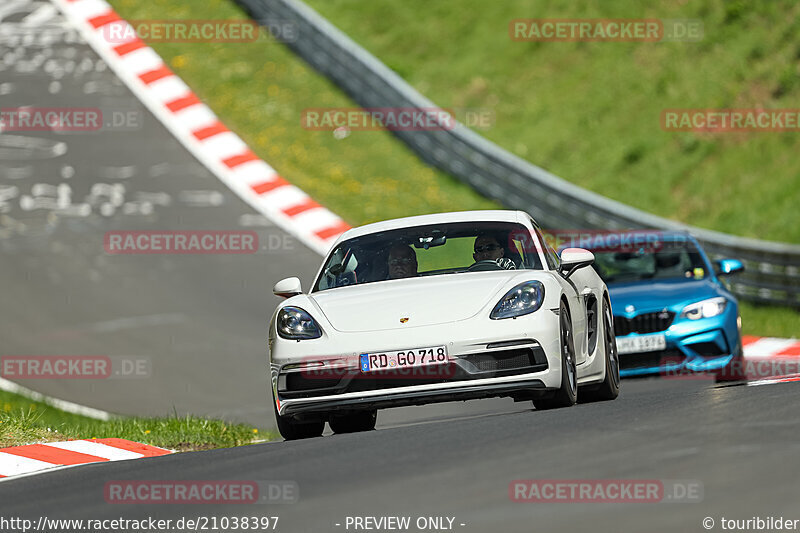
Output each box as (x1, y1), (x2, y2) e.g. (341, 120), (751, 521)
(313, 222), (544, 292)
(592, 242), (709, 284)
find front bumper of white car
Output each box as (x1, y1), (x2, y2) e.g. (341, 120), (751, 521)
(270, 310), (563, 417)
(276, 375), (551, 416)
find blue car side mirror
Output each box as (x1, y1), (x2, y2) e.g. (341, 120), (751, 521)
(716, 259), (744, 276)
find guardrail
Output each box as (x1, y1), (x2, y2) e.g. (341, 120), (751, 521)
(235, 0), (800, 308)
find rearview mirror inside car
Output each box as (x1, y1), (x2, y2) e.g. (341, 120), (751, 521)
(413, 230), (447, 249)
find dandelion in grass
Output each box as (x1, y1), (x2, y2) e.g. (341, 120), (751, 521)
(171, 55), (187, 69)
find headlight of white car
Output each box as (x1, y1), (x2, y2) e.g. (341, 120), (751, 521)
(277, 306), (322, 339)
(490, 281), (545, 320)
(679, 297), (727, 320)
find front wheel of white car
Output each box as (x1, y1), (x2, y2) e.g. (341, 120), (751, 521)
(533, 301), (577, 410)
(580, 298), (620, 402)
(272, 401), (324, 440)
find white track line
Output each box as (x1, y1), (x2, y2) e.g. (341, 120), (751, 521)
(0, 377), (112, 420)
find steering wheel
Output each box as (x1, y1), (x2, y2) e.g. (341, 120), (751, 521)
(467, 260), (503, 272)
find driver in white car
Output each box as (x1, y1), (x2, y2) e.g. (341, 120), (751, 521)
(473, 235), (516, 269)
(387, 244), (419, 279)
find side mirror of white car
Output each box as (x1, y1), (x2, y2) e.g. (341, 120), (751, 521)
(559, 248), (594, 278)
(273, 277), (303, 298)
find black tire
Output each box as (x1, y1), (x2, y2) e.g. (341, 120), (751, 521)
(533, 301), (577, 410)
(580, 298), (620, 402)
(272, 399), (324, 440)
(329, 410), (377, 434)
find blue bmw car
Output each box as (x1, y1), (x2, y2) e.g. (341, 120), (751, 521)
(585, 232), (745, 381)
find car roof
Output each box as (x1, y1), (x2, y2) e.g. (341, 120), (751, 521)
(333, 210), (530, 243)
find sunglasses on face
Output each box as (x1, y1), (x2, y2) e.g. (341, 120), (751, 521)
(389, 257), (415, 266)
(474, 244), (500, 253)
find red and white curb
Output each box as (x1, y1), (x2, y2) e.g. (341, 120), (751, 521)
(0, 439), (172, 480)
(742, 335), (800, 358)
(51, 0), (349, 256)
(741, 336), (800, 385)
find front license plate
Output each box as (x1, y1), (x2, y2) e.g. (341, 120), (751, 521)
(360, 346), (448, 373)
(616, 334), (667, 355)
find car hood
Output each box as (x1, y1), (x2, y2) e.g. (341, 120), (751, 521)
(308, 273), (515, 332)
(608, 278), (722, 316)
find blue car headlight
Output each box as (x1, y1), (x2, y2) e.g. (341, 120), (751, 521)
(277, 306), (322, 339)
(679, 297), (727, 320)
(490, 281), (545, 320)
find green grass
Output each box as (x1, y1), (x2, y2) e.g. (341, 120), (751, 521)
(0, 404), (56, 448)
(303, 0), (800, 244)
(0, 390), (272, 450)
(105, 0), (799, 337)
(739, 302), (800, 339)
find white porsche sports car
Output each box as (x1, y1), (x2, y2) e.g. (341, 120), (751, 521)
(268, 210), (619, 439)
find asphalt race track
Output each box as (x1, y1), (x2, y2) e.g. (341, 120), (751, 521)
(2, 378), (800, 532)
(2, 2), (800, 533)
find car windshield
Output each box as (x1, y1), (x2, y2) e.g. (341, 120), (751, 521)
(313, 221), (544, 292)
(591, 240), (710, 284)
